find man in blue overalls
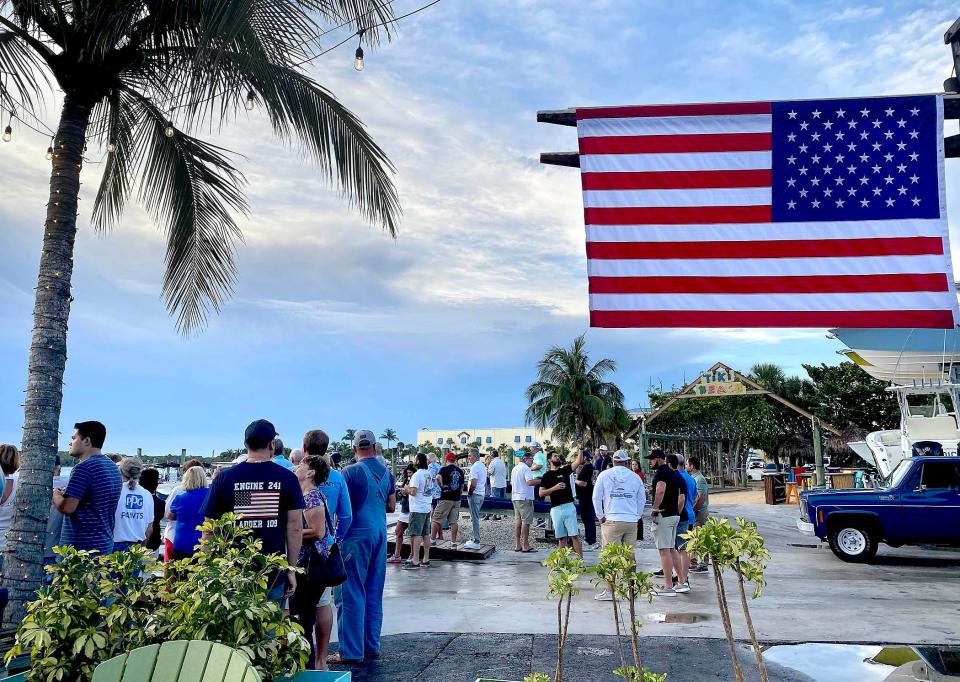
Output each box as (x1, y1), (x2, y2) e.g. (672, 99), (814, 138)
(329, 429), (396, 665)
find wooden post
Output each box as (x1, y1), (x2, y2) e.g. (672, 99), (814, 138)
(812, 419), (825, 487)
(136, 447), (142, 458)
(180, 448), (186, 467)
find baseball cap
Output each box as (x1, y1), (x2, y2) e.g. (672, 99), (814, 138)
(445, 452), (456, 462)
(520, 450), (533, 458)
(613, 449), (630, 462)
(353, 429), (376, 448)
(530, 441), (541, 449)
(645, 448), (665, 460)
(245, 419), (277, 445)
(598, 444), (609, 451)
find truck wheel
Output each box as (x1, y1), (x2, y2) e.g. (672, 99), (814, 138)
(828, 524), (878, 563)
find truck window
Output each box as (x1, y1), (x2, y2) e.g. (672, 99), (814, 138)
(920, 462), (960, 490)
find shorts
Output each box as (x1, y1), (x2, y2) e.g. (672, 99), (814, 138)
(601, 520), (637, 547)
(512, 499), (534, 524)
(550, 502), (579, 538)
(675, 520), (690, 550)
(432, 499), (460, 526)
(655, 514), (681, 550)
(695, 508), (709, 526)
(398, 512), (410, 524)
(407, 511), (431, 537)
(317, 586), (333, 608)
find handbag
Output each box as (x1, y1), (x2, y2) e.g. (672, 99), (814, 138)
(299, 492), (347, 588)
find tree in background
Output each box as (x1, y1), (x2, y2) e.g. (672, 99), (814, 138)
(0, 0), (403, 625)
(342, 429), (357, 445)
(526, 335), (626, 447)
(803, 362), (898, 432)
(379, 428), (398, 457)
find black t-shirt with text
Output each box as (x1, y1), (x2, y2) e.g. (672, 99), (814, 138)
(540, 464), (575, 507)
(200, 461), (305, 557)
(438, 464), (464, 502)
(652, 463), (681, 517)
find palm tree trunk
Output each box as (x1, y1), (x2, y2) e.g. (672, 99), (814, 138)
(735, 560), (768, 682)
(2, 95), (91, 628)
(713, 557), (744, 682)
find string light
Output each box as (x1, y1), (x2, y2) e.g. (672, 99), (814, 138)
(164, 121), (175, 138)
(2, 110), (12, 142)
(354, 29), (365, 71)
(244, 90), (255, 111)
(107, 141), (116, 153)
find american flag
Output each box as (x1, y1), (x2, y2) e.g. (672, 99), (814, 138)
(575, 95), (959, 328)
(235, 490), (280, 519)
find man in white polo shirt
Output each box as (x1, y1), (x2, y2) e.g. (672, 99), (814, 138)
(463, 448), (487, 550)
(510, 451), (542, 552)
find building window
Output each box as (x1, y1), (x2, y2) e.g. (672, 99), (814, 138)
(485, 436), (492, 444)
(436, 438), (443, 445)
(460, 436), (467, 444)
(514, 435), (521, 443)
(525, 435), (532, 443)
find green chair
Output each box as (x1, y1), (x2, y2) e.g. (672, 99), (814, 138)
(92, 640), (262, 682)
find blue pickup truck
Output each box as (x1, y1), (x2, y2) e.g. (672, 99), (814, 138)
(797, 456), (960, 562)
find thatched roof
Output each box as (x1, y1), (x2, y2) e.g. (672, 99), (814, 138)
(825, 424), (869, 456)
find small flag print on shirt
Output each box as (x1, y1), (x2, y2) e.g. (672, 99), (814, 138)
(235, 489), (280, 519)
(575, 95), (958, 328)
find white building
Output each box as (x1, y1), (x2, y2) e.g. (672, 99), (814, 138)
(417, 426), (555, 450)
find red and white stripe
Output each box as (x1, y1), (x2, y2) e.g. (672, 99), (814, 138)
(575, 101), (956, 328)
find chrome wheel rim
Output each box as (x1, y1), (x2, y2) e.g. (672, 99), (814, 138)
(837, 528), (867, 555)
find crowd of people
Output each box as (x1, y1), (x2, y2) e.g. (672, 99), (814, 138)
(0, 425), (713, 671)
(0, 420), (397, 671)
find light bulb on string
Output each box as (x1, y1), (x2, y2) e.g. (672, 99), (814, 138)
(164, 122), (175, 138)
(354, 28), (365, 71)
(107, 141), (117, 153)
(46, 140), (54, 160)
(244, 90), (255, 111)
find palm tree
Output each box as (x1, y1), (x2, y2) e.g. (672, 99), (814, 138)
(342, 429), (357, 444)
(379, 427), (397, 454)
(525, 335), (626, 447)
(0, 0), (402, 625)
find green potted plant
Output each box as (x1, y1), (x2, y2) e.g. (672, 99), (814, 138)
(683, 516), (770, 682)
(2, 516), (348, 682)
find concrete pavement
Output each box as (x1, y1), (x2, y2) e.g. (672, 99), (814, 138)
(374, 502), (960, 645)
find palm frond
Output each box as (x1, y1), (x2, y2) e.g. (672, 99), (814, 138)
(0, 30), (51, 109)
(90, 88), (142, 233)
(133, 92), (248, 332)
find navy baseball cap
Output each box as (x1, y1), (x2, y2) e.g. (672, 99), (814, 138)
(245, 419), (277, 444)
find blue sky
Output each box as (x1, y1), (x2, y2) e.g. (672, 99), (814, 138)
(1, 1), (959, 455)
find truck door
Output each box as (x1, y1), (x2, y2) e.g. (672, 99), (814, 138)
(898, 461), (960, 543)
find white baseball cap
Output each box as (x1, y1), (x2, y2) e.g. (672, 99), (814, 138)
(598, 444), (609, 451)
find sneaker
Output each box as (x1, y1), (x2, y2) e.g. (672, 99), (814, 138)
(652, 569), (664, 577)
(387, 556), (401, 564)
(690, 565), (708, 573)
(421, 561), (431, 568)
(594, 590), (614, 601)
(462, 541), (481, 550)
(401, 561), (420, 570)
(675, 583), (690, 594)
(655, 588), (677, 597)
